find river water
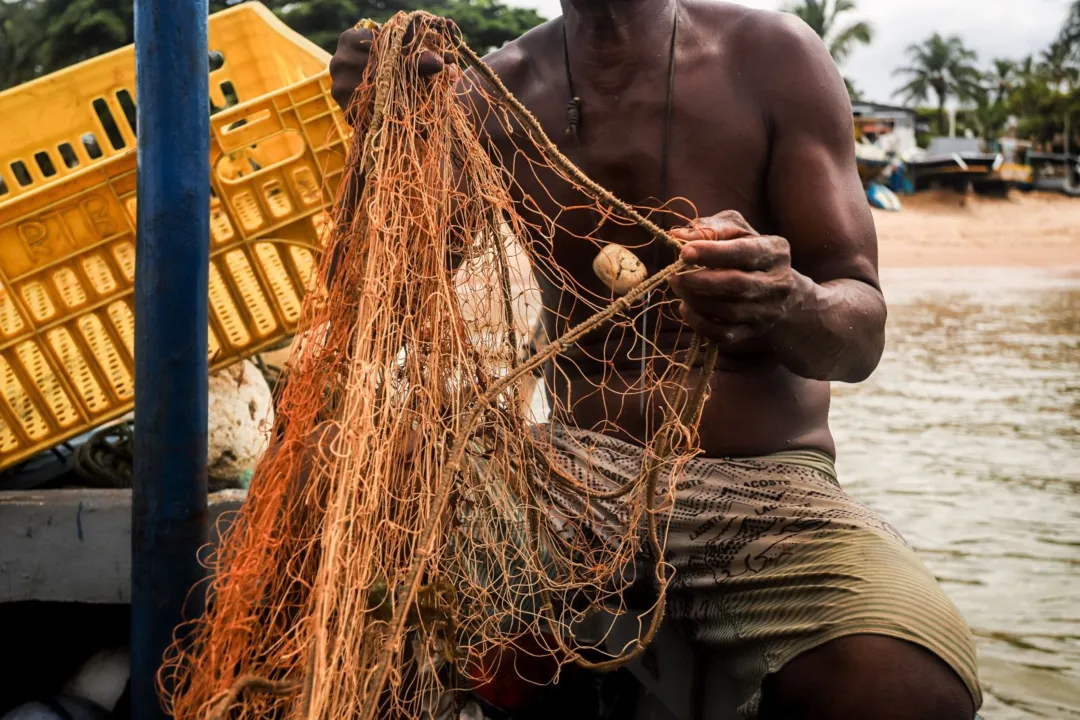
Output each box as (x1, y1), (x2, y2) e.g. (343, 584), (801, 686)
(831, 266), (1080, 719)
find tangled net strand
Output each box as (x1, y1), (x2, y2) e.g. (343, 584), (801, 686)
(163, 12), (717, 719)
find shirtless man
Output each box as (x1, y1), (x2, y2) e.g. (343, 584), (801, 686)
(328, 2), (982, 717)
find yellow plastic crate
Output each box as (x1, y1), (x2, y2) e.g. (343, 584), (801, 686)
(0, 2), (350, 470)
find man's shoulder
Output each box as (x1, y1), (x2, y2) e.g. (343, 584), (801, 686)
(480, 19), (561, 88)
(687, 0), (830, 64)
(688, 1), (843, 118)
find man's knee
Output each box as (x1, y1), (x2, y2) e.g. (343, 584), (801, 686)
(759, 634), (975, 720)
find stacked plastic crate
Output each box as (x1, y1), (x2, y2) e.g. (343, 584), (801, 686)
(0, 2), (350, 470)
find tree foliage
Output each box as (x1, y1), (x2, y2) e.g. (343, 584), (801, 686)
(892, 3), (1080, 150)
(0, 0), (545, 90)
(783, 0), (871, 101)
(1062, 0), (1080, 49)
(0, 0), (43, 89)
(38, 0), (133, 70)
(986, 58), (1017, 105)
(893, 33), (983, 135)
(785, 0), (872, 64)
(1039, 38), (1078, 92)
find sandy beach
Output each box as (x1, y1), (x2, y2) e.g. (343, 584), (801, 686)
(875, 190), (1080, 269)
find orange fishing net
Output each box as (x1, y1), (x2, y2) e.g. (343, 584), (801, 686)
(163, 12), (717, 719)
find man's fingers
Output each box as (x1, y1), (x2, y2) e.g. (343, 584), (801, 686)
(670, 221), (750, 244)
(417, 50), (446, 76)
(679, 298), (779, 325)
(339, 27), (374, 50)
(671, 210), (759, 243)
(444, 62), (463, 82)
(671, 268), (778, 302)
(678, 305), (761, 347)
(404, 17), (457, 76)
(330, 29), (374, 113)
(679, 236), (789, 271)
(330, 67), (367, 114)
(701, 210), (757, 235)
(330, 20), (454, 115)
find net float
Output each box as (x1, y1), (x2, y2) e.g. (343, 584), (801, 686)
(592, 244), (647, 295)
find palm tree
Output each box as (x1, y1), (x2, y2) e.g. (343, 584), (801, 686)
(1010, 55), (1044, 120)
(784, 0), (872, 99)
(972, 89), (1008, 144)
(1062, 0), (1080, 48)
(987, 58), (1017, 105)
(1036, 38), (1079, 153)
(785, 0), (874, 64)
(893, 33), (983, 135)
(1039, 39), (1078, 93)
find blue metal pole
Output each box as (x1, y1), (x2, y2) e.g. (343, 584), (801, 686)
(132, 1), (210, 717)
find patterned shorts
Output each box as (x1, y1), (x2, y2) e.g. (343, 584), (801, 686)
(533, 425), (983, 718)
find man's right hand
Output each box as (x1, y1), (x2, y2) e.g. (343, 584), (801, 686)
(329, 22), (453, 117)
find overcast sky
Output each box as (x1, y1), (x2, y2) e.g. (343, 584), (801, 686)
(505, 0), (1072, 103)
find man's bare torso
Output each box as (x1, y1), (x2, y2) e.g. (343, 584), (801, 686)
(324, 17), (974, 713)
(478, 1), (837, 458)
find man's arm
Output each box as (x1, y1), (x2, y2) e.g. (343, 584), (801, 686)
(761, 15), (886, 383)
(672, 14), (885, 383)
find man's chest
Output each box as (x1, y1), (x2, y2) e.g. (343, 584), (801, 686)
(493, 72), (774, 260)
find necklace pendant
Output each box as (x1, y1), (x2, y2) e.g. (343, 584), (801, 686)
(566, 97), (582, 141)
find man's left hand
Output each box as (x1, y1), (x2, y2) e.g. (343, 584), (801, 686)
(669, 210), (799, 351)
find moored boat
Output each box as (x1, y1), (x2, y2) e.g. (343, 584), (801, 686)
(1029, 152), (1080, 195)
(906, 152), (1003, 191)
